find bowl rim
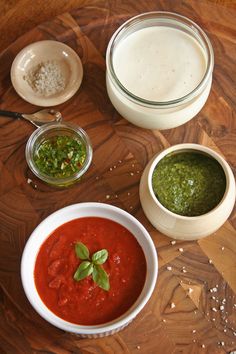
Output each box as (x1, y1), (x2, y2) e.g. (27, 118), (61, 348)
(25, 121), (93, 186)
(21, 202), (158, 334)
(10, 40), (83, 106)
(147, 143), (232, 219)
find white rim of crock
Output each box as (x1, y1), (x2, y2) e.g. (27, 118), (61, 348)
(147, 143), (233, 220)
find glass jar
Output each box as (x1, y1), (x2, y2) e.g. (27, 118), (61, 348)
(106, 12), (214, 130)
(25, 122), (93, 187)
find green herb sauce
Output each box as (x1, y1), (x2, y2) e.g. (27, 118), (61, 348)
(152, 152), (226, 216)
(34, 135), (86, 178)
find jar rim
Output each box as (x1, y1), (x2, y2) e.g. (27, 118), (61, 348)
(106, 11), (214, 108)
(25, 122), (93, 186)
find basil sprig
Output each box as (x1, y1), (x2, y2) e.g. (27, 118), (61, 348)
(73, 242), (110, 291)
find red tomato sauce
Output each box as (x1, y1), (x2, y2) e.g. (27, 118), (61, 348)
(34, 217), (147, 325)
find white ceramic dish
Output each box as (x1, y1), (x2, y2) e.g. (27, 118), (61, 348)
(140, 144), (236, 240)
(11, 40), (83, 106)
(21, 203), (158, 337)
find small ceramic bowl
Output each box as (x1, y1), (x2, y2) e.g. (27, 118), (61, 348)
(21, 202), (158, 337)
(11, 40), (83, 106)
(139, 143), (236, 240)
(25, 121), (92, 187)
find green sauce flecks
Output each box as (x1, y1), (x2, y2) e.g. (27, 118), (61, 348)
(34, 135), (86, 178)
(152, 152), (226, 216)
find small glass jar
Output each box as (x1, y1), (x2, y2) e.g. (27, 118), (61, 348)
(106, 12), (214, 130)
(25, 122), (93, 187)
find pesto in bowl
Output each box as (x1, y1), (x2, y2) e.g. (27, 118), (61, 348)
(152, 151), (226, 216)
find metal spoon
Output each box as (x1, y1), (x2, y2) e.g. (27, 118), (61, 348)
(0, 108), (62, 128)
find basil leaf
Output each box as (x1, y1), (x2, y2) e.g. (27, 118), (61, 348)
(92, 249), (108, 265)
(75, 242), (90, 260)
(74, 261), (93, 281)
(92, 265), (110, 291)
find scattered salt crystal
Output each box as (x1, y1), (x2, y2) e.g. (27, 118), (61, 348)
(132, 164), (135, 167)
(233, 332), (236, 336)
(220, 305), (224, 311)
(221, 246), (225, 251)
(182, 269), (187, 273)
(130, 172), (134, 176)
(178, 248), (184, 252)
(109, 167), (113, 171)
(192, 329), (196, 333)
(95, 176), (99, 180)
(162, 319), (166, 322)
(211, 296), (216, 300)
(210, 287), (217, 293)
(167, 266), (172, 271)
(130, 206), (133, 210)
(171, 240), (176, 245)
(212, 307), (217, 312)
(220, 341), (225, 346)
(127, 192), (131, 196)
(233, 304), (236, 308)
(113, 165), (116, 169)
(136, 345), (140, 350)
(115, 194), (118, 198)
(170, 302), (176, 309)
(27, 178), (32, 184)
(137, 170), (140, 174)
(201, 344), (205, 348)
(106, 195), (110, 199)
(188, 288), (193, 294)
(222, 299), (226, 303)
(223, 329), (227, 332)
(212, 318), (216, 321)
(209, 259), (213, 264)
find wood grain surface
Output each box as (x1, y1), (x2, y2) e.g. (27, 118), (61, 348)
(0, 1), (236, 353)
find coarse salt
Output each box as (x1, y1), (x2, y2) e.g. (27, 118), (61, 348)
(24, 60), (66, 96)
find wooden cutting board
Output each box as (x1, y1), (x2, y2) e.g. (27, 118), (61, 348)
(0, 1), (235, 353)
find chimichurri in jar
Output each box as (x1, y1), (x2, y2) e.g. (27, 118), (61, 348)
(152, 152), (226, 216)
(34, 135), (86, 178)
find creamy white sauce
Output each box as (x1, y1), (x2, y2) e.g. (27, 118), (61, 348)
(113, 27), (207, 102)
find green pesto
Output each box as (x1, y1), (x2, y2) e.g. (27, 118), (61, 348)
(34, 135), (86, 178)
(152, 152), (226, 216)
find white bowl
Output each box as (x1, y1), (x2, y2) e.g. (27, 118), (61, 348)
(11, 40), (83, 106)
(21, 203), (158, 337)
(140, 144), (236, 240)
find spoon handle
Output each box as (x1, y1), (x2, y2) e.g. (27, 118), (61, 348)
(0, 110), (22, 119)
